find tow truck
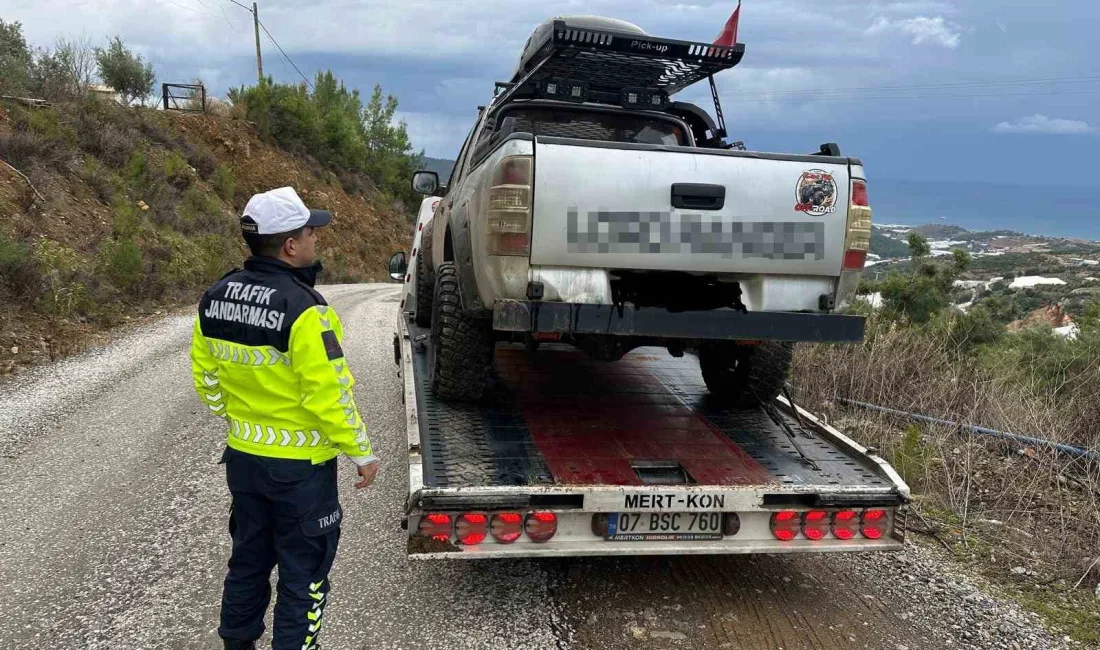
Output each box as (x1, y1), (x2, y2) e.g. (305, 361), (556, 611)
(387, 16), (908, 559)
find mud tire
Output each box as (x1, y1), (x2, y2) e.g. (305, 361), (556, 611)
(699, 341), (794, 407)
(428, 262), (494, 401)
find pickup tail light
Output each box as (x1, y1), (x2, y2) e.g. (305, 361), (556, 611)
(487, 155), (532, 256)
(843, 179), (872, 270)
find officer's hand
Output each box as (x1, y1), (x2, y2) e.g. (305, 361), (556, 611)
(354, 461), (379, 489)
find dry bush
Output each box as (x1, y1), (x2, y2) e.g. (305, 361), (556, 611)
(794, 313), (1100, 584)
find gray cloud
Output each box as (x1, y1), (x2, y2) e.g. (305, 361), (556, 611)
(994, 115), (1096, 135)
(865, 15), (962, 48)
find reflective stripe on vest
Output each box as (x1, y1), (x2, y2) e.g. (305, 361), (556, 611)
(229, 418), (328, 448)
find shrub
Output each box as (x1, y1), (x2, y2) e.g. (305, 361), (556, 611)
(19, 108), (78, 148)
(212, 164), (236, 202)
(78, 158), (119, 204)
(229, 73), (419, 206)
(164, 150), (192, 189)
(0, 232), (43, 301)
(77, 122), (136, 168)
(178, 187), (232, 235)
(180, 141), (217, 179)
(0, 130), (62, 169)
(136, 110), (175, 146)
(124, 149), (148, 188)
(110, 197), (143, 239)
(33, 239), (92, 318)
(99, 237), (144, 295)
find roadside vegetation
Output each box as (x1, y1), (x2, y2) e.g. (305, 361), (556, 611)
(0, 20), (414, 373)
(795, 232), (1100, 643)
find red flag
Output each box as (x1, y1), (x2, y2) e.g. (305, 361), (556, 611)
(713, 2), (741, 47)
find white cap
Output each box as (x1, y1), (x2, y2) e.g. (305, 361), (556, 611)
(241, 187), (331, 235)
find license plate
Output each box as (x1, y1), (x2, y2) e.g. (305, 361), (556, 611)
(605, 512), (724, 541)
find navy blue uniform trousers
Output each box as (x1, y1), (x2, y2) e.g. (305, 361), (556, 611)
(219, 447), (343, 650)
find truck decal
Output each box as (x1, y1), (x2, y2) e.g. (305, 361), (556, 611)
(794, 169), (838, 216)
(566, 207), (825, 260)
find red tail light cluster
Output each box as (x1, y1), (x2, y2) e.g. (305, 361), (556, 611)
(770, 509), (891, 541)
(418, 513), (453, 541)
(491, 513), (524, 543)
(525, 512), (558, 543)
(860, 509), (888, 539)
(800, 510), (830, 540)
(831, 509), (859, 540)
(455, 513), (488, 545)
(418, 511), (558, 545)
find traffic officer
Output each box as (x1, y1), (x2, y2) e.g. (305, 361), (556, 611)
(190, 186), (379, 650)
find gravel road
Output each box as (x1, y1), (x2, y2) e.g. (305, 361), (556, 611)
(0, 284), (1078, 650)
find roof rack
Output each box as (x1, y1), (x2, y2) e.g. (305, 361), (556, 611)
(495, 19), (744, 125)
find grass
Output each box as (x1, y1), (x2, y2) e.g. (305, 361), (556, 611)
(794, 311), (1100, 643)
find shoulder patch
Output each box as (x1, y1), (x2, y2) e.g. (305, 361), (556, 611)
(321, 330), (344, 361)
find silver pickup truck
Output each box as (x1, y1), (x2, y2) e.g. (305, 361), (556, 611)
(391, 16), (871, 403)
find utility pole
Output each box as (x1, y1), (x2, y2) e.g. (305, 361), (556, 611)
(252, 2), (264, 84)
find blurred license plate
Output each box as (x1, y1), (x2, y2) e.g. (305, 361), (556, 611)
(606, 512), (724, 541)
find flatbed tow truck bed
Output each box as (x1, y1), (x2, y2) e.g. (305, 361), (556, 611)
(396, 316), (909, 559)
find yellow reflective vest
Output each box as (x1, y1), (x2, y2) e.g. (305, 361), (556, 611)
(190, 257), (375, 466)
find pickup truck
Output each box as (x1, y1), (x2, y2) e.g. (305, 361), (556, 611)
(397, 16), (871, 404)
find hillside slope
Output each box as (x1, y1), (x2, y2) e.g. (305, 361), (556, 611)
(0, 98), (410, 375)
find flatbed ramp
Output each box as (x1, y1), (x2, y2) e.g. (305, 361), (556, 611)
(400, 320), (907, 559)
(408, 324), (889, 491)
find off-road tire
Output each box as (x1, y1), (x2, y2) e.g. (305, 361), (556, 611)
(699, 341), (794, 407)
(414, 258), (434, 327)
(413, 227), (435, 327)
(429, 262), (494, 401)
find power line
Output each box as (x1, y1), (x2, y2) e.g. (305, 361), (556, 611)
(155, 0), (216, 15)
(221, 0), (253, 11)
(723, 88), (1100, 104)
(258, 19), (313, 89)
(720, 75), (1100, 100)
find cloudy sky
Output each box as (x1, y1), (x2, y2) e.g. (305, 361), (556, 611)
(4, 0), (1097, 188)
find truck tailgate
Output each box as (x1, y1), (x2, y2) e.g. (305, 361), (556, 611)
(530, 137), (851, 276)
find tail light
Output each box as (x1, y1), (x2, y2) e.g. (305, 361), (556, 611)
(418, 513), (452, 541)
(525, 511), (558, 543)
(487, 156), (532, 256)
(770, 510), (800, 541)
(455, 513), (488, 545)
(801, 510), (829, 540)
(831, 510), (859, 540)
(861, 509), (889, 539)
(842, 178), (872, 270)
(491, 512), (523, 544)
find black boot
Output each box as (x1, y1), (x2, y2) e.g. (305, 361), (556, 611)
(222, 640), (256, 650)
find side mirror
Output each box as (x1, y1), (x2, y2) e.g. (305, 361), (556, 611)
(411, 171), (439, 195)
(388, 251), (408, 282)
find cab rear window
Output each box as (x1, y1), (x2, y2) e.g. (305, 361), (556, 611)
(495, 107), (686, 146)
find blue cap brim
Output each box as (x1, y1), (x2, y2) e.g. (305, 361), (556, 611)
(306, 209), (331, 227)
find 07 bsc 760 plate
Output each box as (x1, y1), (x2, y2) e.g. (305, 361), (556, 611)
(605, 512), (724, 542)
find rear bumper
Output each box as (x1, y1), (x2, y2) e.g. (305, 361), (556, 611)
(493, 300), (865, 343)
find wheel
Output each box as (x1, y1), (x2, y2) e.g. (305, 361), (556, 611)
(699, 341), (794, 407)
(413, 227), (435, 327)
(428, 262), (495, 401)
